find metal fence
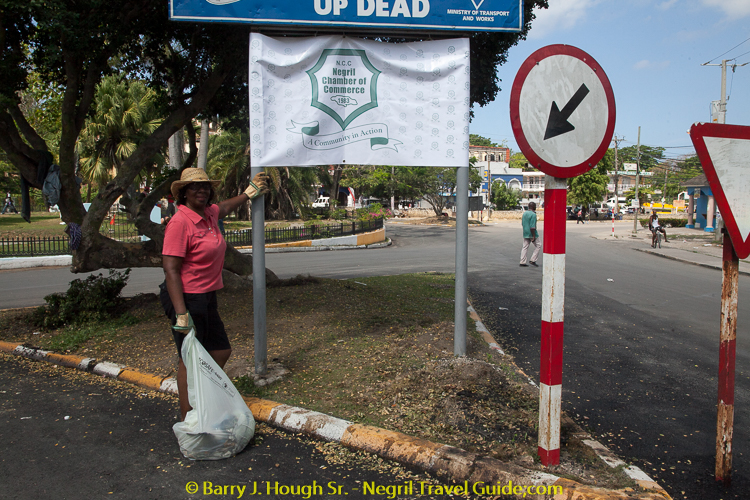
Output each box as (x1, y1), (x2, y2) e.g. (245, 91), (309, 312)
(0, 236), (71, 257)
(0, 218), (384, 258)
(223, 218), (384, 247)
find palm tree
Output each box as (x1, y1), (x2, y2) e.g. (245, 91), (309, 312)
(77, 75), (163, 199)
(206, 128), (318, 220)
(264, 166), (319, 220)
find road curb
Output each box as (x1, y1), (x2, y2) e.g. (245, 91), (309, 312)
(1, 338), (672, 499)
(0, 237), (392, 270)
(465, 304), (672, 499)
(635, 247), (750, 277)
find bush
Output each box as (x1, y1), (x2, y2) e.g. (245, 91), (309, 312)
(331, 208), (347, 220)
(355, 203), (391, 221)
(31, 269), (131, 329)
(639, 218), (687, 228)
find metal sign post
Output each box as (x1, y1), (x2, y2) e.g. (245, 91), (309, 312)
(690, 122), (750, 483)
(538, 175), (567, 465)
(717, 232), (738, 484)
(251, 164), (267, 376)
(510, 44), (615, 466)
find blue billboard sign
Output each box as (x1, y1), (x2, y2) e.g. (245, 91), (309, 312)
(169, 0), (523, 32)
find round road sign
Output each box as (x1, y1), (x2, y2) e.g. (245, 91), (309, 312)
(510, 45), (615, 178)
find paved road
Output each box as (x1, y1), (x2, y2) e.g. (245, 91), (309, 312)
(0, 354), (448, 500)
(3, 221), (750, 499)
(466, 222), (750, 500)
(0, 224), (458, 309)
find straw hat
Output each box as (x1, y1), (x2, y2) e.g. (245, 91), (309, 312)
(171, 168), (221, 200)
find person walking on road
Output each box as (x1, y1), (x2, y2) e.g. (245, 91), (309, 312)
(520, 201), (540, 267)
(160, 168), (269, 421)
(576, 207), (584, 224)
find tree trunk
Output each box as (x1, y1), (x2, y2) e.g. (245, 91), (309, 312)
(197, 119), (210, 170)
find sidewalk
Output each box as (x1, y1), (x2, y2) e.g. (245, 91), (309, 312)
(588, 222), (750, 276)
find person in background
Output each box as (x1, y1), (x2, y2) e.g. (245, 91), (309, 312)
(160, 168), (269, 421)
(2, 192), (18, 214)
(520, 201), (540, 267)
(648, 210), (668, 246)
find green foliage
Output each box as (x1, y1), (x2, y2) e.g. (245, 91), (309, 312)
(618, 145), (665, 173)
(567, 168), (609, 207)
(355, 203), (391, 221)
(469, 134), (498, 147)
(509, 152), (530, 171)
(625, 186), (655, 206)
(343, 165), (419, 204)
(639, 217), (686, 228)
(31, 269), (131, 329)
(466, 0), (549, 110)
(331, 208), (347, 220)
(77, 75), (164, 189)
(406, 166), (483, 216)
(491, 182), (521, 210)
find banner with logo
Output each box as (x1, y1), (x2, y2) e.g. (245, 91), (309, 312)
(249, 34), (470, 167)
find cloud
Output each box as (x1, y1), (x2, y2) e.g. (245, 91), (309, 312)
(528, 0), (600, 39)
(700, 0), (750, 18)
(633, 60), (671, 70)
(656, 0), (678, 10)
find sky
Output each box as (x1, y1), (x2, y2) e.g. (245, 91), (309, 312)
(469, 0), (750, 162)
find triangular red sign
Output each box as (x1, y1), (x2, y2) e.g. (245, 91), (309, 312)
(690, 123), (750, 259)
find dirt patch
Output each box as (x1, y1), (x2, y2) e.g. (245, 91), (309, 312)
(0, 273), (634, 490)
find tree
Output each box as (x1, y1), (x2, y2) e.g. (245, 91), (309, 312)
(509, 152), (531, 171)
(408, 166), (482, 216)
(264, 167), (319, 220)
(491, 182), (521, 210)
(469, 134), (498, 147)
(0, 1), (269, 278)
(0, 0), (548, 276)
(343, 165), (421, 204)
(76, 75), (164, 196)
(619, 145), (665, 174)
(567, 168), (608, 210)
(466, 1), (550, 112)
(625, 186), (654, 207)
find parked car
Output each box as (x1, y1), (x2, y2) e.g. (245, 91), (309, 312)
(312, 196), (330, 208)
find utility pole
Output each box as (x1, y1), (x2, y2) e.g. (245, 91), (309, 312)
(632, 127), (641, 235)
(702, 60), (749, 124)
(487, 158), (492, 218)
(611, 135), (623, 214)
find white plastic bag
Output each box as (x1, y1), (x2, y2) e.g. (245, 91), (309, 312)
(173, 327), (255, 460)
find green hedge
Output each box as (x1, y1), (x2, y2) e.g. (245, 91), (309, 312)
(639, 218), (687, 228)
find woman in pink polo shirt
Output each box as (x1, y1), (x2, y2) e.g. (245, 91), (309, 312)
(161, 168), (268, 421)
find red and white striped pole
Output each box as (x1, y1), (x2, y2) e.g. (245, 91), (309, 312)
(611, 210), (615, 236)
(539, 175), (567, 466)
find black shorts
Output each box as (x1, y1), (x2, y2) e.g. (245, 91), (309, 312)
(159, 285), (230, 358)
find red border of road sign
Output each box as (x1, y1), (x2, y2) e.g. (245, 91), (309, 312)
(510, 45), (616, 178)
(690, 122), (750, 259)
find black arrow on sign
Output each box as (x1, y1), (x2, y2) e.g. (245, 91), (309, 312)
(544, 83), (590, 140)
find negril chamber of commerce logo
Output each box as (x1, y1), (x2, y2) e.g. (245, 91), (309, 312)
(306, 49), (380, 131)
(287, 48), (401, 153)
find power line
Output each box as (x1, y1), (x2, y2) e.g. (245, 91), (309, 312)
(705, 36), (750, 65)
